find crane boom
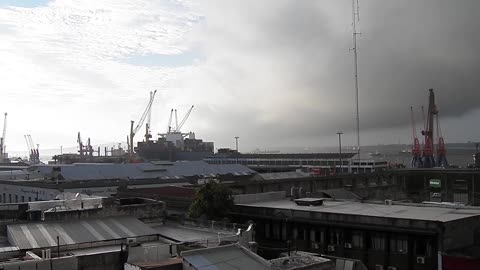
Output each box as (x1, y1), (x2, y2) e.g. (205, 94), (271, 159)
(167, 109), (173, 133)
(174, 109), (178, 132)
(133, 90), (157, 136)
(145, 91), (154, 142)
(176, 105), (194, 132)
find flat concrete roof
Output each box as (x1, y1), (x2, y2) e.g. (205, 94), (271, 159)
(236, 199), (480, 223)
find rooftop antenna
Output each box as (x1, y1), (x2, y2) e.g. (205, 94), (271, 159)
(351, 0), (361, 170)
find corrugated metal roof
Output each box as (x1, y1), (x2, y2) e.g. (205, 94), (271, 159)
(182, 244), (270, 270)
(7, 216), (157, 250)
(28, 161), (255, 181)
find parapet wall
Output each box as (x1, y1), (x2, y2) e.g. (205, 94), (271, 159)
(234, 191), (286, 204)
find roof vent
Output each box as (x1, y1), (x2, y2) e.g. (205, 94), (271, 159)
(294, 198), (324, 206)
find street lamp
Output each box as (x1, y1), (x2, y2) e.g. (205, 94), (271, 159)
(337, 132), (343, 175)
(234, 136), (239, 153)
(234, 136), (240, 164)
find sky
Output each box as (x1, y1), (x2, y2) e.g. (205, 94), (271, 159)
(1, 0), (480, 155)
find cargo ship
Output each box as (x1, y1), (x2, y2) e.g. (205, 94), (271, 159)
(135, 131), (214, 161)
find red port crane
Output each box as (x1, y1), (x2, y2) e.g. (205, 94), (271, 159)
(410, 106), (422, 167)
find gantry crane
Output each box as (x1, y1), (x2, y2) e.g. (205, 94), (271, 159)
(129, 90), (157, 158)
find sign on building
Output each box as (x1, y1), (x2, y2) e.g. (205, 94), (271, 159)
(429, 179), (441, 188)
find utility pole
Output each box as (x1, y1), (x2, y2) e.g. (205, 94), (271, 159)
(337, 132), (343, 175)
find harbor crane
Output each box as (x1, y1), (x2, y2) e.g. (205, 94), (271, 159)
(166, 105), (194, 133)
(24, 134), (40, 164)
(421, 89), (437, 168)
(411, 89), (448, 168)
(410, 107), (422, 168)
(129, 90), (157, 158)
(0, 113), (7, 162)
(175, 105), (194, 133)
(159, 105), (195, 149)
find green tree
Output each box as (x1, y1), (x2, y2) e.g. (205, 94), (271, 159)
(189, 181), (234, 220)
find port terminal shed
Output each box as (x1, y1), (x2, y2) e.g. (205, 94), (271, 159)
(205, 153), (388, 174)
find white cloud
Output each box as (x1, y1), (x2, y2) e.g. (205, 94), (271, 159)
(0, 0), (202, 153)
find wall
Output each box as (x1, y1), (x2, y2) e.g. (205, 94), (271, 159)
(0, 256), (78, 270)
(0, 183), (59, 202)
(127, 242), (176, 263)
(42, 198), (166, 222)
(76, 251), (125, 270)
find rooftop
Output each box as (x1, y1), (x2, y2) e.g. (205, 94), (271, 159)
(181, 244), (271, 270)
(7, 216), (158, 250)
(0, 161), (256, 183)
(127, 257), (182, 270)
(235, 192), (480, 223)
(270, 253), (334, 270)
(153, 223), (236, 243)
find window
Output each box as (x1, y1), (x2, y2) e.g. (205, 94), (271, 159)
(2, 193), (5, 203)
(370, 233), (385, 251)
(352, 232), (364, 249)
(415, 239), (432, 257)
(28, 197), (31, 202)
(21, 196), (24, 202)
(9, 194), (11, 203)
(15, 195), (18, 203)
(264, 223), (271, 238)
(313, 229), (325, 244)
(297, 227), (306, 240)
(329, 229), (342, 245)
(390, 237), (408, 253)
(273, 223), (281, 240)
(345, 231), (364, 249)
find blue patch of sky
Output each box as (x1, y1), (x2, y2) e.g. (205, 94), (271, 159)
(124, 50), (203, 68)
(0, 0), (49, 8)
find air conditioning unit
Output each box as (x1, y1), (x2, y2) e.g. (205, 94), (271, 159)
(375, 265), (384, 270)
(344, 243), (352, 249)
(416, 257), (425, 264)
(387, 266), (397, 270)
(327, 245), (335, 252)
(384, 199), (393, 205)
(127, 237), (137, 245)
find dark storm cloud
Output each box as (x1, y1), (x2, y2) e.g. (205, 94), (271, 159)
(193, 0), (480, 146)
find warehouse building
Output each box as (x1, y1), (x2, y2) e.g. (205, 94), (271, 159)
(0, 161), (255, 201)
(231, 192), (480, 270)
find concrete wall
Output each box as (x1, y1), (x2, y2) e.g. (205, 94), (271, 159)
(43, 198), (165, 222)
(234, 191), (286, 204)
(76, 251), (125, 270)
(0, 256), (78, 270)
(127, 242), (175, 263)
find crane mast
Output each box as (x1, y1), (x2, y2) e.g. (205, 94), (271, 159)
(129, 90), (157, 159)
(421, 89), (437, 168)
(145, 91), (154, 142)
(0, 113), (7, 162)
(410, 107), (422, 168)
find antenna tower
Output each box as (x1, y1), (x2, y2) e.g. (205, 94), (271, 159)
(351, 0), (361, 169)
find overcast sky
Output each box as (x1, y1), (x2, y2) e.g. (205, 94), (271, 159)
(1, 0), (480, 155)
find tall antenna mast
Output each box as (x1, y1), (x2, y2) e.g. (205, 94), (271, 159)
(351, 0), (361, 170)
